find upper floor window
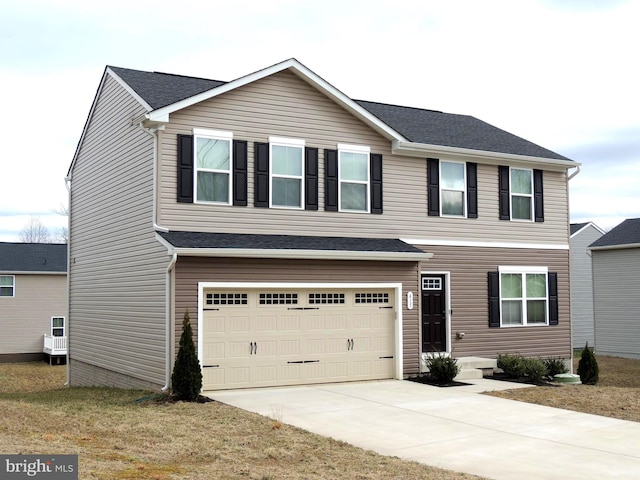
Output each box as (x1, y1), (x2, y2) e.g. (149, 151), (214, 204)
(440, 161), (466, 216)
(339, 144), (370, 212)
(270, 137), (305, 209)
(0, 275), (14, 297)
(510, 168), (533, 221)
(51, 316), (65, 337)
(194, 129), (233, 204)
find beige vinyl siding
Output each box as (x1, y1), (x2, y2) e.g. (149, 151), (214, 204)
(158, 70), (570, 246)
(172, 257), (422, 374)
(0, 274), (67, 355)
(69, 75), (168, 388)
(419, 245), (571, 360)
(570, 226), (602, 348)
(592, 248), (640, 359)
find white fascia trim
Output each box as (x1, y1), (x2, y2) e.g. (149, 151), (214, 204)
(589, 242), (640, 252)
(392, 140), (581, 170)
(570, 222), (606, 238)
(402, 238), (569, 250)
(145, 59), (406, 142)
(197, 281), (404, 379)
(169, 247), (432, 262)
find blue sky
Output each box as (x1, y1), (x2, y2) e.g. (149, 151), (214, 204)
(1, 0), (639, 241)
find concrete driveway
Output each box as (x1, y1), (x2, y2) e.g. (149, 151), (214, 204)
(210, 379), (640, 480)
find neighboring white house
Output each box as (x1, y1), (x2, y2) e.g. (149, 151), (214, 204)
(589, 218), (640, 359)
(0, 243), (68, 363)
(570, 222), (604, 349)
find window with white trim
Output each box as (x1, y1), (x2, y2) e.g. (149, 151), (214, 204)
(500, 266), (548, 326)
(51, 316), (65, 337)
(270, 137), (304, 208)
(195, 129), (233, 204)
(440, 161), (466, 216)
(339, 144), (370, 212)
(0, 275), (14, 297)
(510, 168), (533, 221)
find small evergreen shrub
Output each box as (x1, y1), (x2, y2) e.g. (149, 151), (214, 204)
(577, 342), (599, 385)
(523, 357), (547, 382)
(171, 310), (203, 401)
(497, 353), (526, 378)
(543, 357), (568, 377)
(425, 352), (460, 383)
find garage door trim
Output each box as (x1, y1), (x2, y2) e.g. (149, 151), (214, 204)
(197, 282), (404, 381)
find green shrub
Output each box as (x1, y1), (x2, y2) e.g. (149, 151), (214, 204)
(497, 353), (526, 378)
(543, 357), (568, 377)
(425, 353), (460, 383)
(171, 310), (203, 401)
(523, 357), (547, 382)
(577, 343), (599, 385)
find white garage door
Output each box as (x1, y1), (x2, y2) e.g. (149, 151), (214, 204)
(200, 287), (396, 390)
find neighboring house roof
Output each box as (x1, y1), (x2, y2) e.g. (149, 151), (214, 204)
(157, 231), (430, 262)
(355, 100), (570, 161)
(0, 243), (67, 273)
(104, 59), (572, 163)
(570, 222), (605, 237)
(589, 218), (640, 250)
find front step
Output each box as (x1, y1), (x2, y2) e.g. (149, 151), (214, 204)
(454, 368), (483, 380)
(454, 357), (498, 381)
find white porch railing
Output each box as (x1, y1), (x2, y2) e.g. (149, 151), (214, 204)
(43, 335), (67, 356)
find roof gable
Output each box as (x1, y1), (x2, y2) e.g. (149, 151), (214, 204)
(590, 218), (640, 250)
(0, 243), (67, 273)
(571, 222), (605, 237)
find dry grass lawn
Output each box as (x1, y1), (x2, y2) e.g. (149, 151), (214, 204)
(0, 363), (484, 480)
(486, 354), (640, 422)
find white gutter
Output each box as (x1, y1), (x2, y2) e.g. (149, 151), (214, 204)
(568, 164), (581, 180)
(136, 122), (168, 233)
(162, 252), (178, 391)
(64, 175), (71, 386)
(589, 242), (640, 252)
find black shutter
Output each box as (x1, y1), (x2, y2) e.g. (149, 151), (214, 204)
(427, 158), (439, 216)
(534, 169), (544, 222)
(232, 140), (248, 206)
(498, 166), (510, 220)
(254, 142), (269, 208)
(467, 162), (478, 219)
(305, 147), (318, 210)
(488, 271), (501, 328)
(548, 272), (559, 325)
(370, 153), (383, 214)
(177, 134), (194, 203)
(325, 149), (338, 211)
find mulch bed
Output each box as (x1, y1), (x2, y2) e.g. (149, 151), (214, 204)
(488, 372), (560, 387)
(406, 375), (471, 387)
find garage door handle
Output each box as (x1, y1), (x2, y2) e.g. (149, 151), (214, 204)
(347, 338), (354, 350)
(379, 356), (393, 359)
(250, 342), (257, 355)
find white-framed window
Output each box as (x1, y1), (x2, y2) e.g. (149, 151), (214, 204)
(422, 277), (442, 290)
(51, 316), (65, 337)
(499, 266), (548, 326)
(0, 275), (14, 297)
(338, 144), (370, 212)
(194, 128), (233, 204)
(440, 161), (466, 216)
(270, 136), (304, 209)
(510, 168), (533, 221)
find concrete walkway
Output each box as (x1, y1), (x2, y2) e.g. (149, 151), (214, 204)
(210, 379), (640, 480)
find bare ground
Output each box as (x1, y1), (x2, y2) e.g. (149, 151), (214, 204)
(485, 354), (640, 422)
(0, 363), (484, 480)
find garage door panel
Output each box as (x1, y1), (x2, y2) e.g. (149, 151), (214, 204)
(201, 287), (396, 390)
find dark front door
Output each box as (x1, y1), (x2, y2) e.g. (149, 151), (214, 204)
(421, 274), (447, 353)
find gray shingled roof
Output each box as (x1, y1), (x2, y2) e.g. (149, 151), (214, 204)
(108, 65), (571, 161)
(159, 231), (423, 254)
(590, 218), (640, 249)
(0, 243), (67, 272)
(570, 222), (590, 236)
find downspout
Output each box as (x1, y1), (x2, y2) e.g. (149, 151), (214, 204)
(64, 175), (72, 386)
(162, 252), (178, 391)
(567, 163), (581, 372)
(137, 122), (168, 233)
(568, 164), (581, 181)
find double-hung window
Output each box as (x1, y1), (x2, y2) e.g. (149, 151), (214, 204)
(270, 137), (304, 208)
(499, 266), (548, 326)
(339, 144), (370, 212)
(0, 275), (14, 297)
(510, 168), (533, 221)
(194, 129), (233, 204)
(440, 161), (466, 216)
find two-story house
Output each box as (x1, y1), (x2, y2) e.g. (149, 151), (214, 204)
(67, 59), (578, 391)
